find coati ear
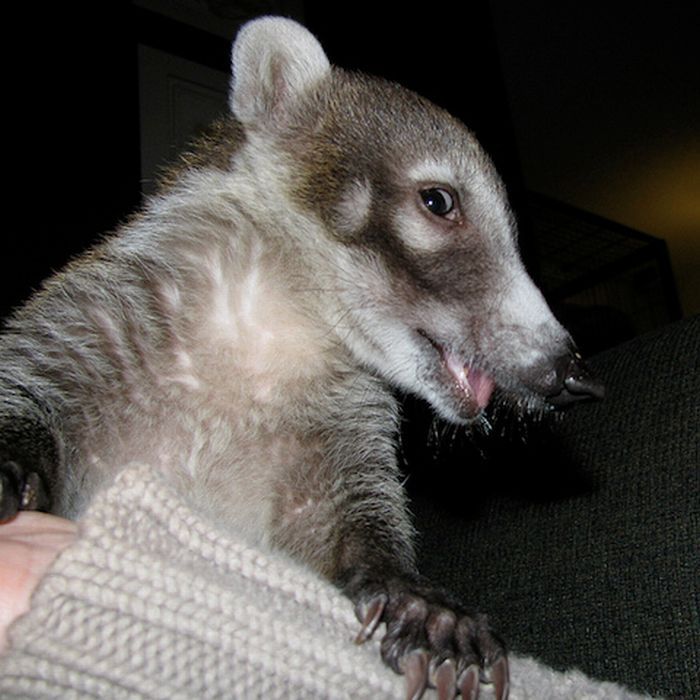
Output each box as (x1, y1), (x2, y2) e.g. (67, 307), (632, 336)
(229, 17), (330, 127)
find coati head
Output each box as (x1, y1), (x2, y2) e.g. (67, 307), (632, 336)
(228, 17), (603, 424)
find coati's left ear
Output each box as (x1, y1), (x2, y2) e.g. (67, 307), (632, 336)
(229, 16), (330, 128)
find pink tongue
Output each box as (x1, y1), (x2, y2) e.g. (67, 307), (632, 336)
(444, 352), (495, 409)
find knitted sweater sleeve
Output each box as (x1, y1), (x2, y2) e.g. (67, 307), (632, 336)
(0, 464), (653, 699)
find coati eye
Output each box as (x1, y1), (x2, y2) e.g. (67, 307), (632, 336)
(420, 187), (455, 217)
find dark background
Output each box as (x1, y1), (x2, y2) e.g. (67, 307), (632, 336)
(4, 2), (697, 327)
(490, 2), (699, 318)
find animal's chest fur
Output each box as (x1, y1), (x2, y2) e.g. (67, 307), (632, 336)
(66, 247), (350, 544)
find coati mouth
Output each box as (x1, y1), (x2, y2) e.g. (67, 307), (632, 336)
(418, 330), (495, 415)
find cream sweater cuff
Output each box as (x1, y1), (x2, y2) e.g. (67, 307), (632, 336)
(0, 465), (654, 699)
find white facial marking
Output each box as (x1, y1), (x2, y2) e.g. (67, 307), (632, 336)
(408, 161), (459, 185)
(502, 267), (561, 329)
(396, 210), (449, 253)
(335, 179), (372, 232)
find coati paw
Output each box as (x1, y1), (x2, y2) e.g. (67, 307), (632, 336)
(0, 461), (48, 522)
(352, 578), (508, 700)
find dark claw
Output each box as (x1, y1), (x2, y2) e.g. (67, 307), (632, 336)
(458, 665), (480, 700)
(434, 658), (457, 700)
(491, 656), (509, 700)
(21, 471), (47, 510)
(0, 463), (50, 522)
(355, 593), (387, 644)
(402, 650), (429, 700)
(347, 577), (507, 698)
(0, 461), (22, 522)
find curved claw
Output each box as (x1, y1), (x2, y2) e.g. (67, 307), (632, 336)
(0, 461), (22, 522)
(21, 471), (47, 510)
(491, 656), (510, 700)
(435, 658), (457, 700)
(0, 463), (50, 521)
(402, 650), (429, 700)
(458, 665), (480, 700)
(348, 578), (508, 699)
(355, 594), (387, 644)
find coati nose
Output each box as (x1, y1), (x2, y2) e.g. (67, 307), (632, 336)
(545, 351), (605, 407)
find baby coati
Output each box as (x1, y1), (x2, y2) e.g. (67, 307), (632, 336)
(0, 16), (603, 700)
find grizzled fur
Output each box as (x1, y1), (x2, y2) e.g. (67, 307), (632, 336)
(0, 17), (603, 699)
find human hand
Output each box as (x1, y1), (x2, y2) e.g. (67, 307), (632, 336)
(0, 512), (77, 653)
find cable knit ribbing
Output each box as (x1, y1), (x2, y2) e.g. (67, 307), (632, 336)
(0, 464), (657, 699)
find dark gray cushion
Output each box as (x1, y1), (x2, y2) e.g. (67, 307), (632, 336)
(409, 314), (699, 699)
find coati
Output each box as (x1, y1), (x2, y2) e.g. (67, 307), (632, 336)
(0, 17), (603, 700)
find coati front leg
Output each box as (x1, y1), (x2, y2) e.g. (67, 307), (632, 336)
(335, 496), (508, 700)
(0, 379), (59, 521)
(316, 385), (508, 700)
